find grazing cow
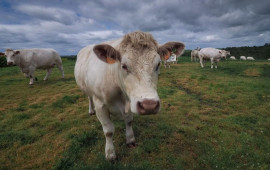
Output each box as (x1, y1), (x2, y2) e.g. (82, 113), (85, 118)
(240, 56), (246, 60)
(74, 31), (185, 161)
(230, 56), (236, 60)
(247, 56), (255, 60)
(198, 48), (229, 69)
(268, 58), (270, 61)
(4, 48), (64, 85)
(191, 47), (200, 62)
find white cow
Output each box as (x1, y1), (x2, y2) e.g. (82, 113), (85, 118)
(230, 56), (236, 60)
(4, 48), (64, 85)
(247, 56), (255, 60)
(191, 48), (200, 62)
(198, 48), (230, 69)
(74, 31), (185, 161)
(163, 52), (177, 68)
(240, 56), (246, 60)
(268, 58), (270, 61)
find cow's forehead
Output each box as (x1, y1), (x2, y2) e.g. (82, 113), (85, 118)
(5, 50), (14, 56)
(123, 47), (158, 65)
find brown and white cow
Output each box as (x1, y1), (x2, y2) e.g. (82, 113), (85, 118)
(74, 31), (185, 160)
(4, 48), (64, 84)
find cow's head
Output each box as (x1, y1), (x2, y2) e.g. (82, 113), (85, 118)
(4, 49), (20, 66)
(93, 31), (185, 115)
(219, 50), (228, 59)
(220, 50), (230, 60)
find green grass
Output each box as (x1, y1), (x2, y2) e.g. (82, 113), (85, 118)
(0, 57), (270, 169)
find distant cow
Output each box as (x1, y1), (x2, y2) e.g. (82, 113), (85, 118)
(268, 58), (270, 61)
(74, 31), (185, 161)
(230, 56), (236, 60)
(247, 56), (255, 60)
(191, 48), (200, 62)
(162, 47), (185, 68)
(240, 56), (246, 60)
(4, 48), (64, 85)
(198, 48), (230, 69)
(163, 52), (178, 68)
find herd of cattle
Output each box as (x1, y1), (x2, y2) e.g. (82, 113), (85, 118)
(0, 31), (269, 161)
(190, 48), (266, 69)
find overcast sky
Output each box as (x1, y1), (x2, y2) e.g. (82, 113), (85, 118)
(1, 0), (270, 55)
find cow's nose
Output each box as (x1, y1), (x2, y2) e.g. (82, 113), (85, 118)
(137, 100), (160, 115)
(7, 62), (13, 65)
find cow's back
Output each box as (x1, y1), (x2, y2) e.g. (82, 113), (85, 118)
(75, 40), (123, 103)
(199, 48), (220, 59)
(74, 45), (94, 92)
(19, 49), (61, 69)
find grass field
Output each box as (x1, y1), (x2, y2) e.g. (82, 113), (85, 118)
(0, 57), (270, 169)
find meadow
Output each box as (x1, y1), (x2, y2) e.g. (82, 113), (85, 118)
(0, 57), (270, 169)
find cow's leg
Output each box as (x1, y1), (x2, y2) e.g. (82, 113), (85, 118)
(210, 58), (214, 69)
(43, 68), (52, 81)
(57, 64), (64, 79)
(199, 57), (204, 68)
(168, 63), (171, 68)
(88, 96), (95, 115)
(215, 61), (218, 69)
(124, 114), (135, 148)
(93, 97), (116, 161)
(28, 69), (36, 85)
(23, 73), (29, 78)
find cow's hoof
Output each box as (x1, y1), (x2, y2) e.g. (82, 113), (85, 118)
(89, 111), (96, 116)
(106, 153), (117, 162)
(127, 142), (136, 148)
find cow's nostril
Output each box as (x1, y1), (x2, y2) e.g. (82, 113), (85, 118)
(137, 100), (160, 115)
(137, 101), (145, 114)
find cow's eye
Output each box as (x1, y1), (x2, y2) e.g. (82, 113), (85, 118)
(122, 64), (128, 72)
(155, 62), (160, 71)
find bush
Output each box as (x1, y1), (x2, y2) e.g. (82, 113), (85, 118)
(0, 56), (7, 67)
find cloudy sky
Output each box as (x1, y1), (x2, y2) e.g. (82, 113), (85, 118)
(1, 0), (270, 55)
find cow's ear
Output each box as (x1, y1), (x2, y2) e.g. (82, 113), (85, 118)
(93, 44), (121, 64)
(15, 51), (20, 54)
(158, 42), (185, 59)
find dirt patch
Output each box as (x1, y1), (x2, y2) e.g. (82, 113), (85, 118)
(243, 68), (260, 77)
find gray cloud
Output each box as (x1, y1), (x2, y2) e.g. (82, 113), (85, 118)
(0, 0), (269, 55)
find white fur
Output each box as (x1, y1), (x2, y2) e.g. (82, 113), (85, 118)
(247, 56), (255, 60)
(240, 56), (246, 60)
(230, 56), (236, 60)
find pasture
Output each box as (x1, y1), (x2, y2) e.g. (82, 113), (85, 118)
(0, 57), (270, 169)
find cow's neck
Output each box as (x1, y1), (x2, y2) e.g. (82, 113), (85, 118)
(15, 54), (22, 66)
